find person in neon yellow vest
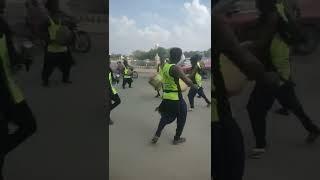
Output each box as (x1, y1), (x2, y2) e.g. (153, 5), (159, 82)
(122, 59), (133, 89)
(187, 54), (211, 111)
(212, 0), (283, 179)
(154, 57), (166, 98)
(247, 0), (320, 159)
(107, 58), (121, 125)
(151, 47), (196, 145)
(0, 5), (37, 179)
(41, 1), (74, 87)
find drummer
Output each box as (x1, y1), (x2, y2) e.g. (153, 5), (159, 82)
(151, 47), (196, 145)
(155, 58), (167, 98)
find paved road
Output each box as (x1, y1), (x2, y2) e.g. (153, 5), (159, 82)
(3, 33), (109, 180)
(109, 77), (211, 180)
(231, 49), (320, 180)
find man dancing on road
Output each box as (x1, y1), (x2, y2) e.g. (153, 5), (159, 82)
(151, 47), (196, 145)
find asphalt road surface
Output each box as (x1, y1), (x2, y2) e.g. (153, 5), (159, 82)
(3, 33), (108, 180)
(109, 76), (211, 180)
(231, 49), (320, 180)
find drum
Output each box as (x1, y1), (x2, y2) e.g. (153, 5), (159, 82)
(149, 73), (162, 91)
(220, 54), (249, 96)
(179, 79), (188, 92)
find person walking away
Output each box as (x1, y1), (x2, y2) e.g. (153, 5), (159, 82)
(188, 54), (211, 111)
(0, 3), (37, 179)
(107, 57), (121, 125)
(41, 1), (74, 87)
(122, 60), (133, 89)
(247, 0), (320, 159)
(151, 47), (197, 145)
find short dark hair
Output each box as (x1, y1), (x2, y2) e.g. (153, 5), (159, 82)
(190, 54), (202, 67)
(169, 47), (182, 64)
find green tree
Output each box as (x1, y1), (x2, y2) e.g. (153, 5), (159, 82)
(204, 48), (211, 58)
(157, 47), (169, 60)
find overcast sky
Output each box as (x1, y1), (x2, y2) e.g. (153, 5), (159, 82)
(109, 0), (211, 55)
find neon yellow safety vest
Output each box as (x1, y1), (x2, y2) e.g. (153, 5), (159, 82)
(108, 72), (117, 95)
(47, 16), (68, 53)
(123, 67), (131, 78)
(270, 34), (291, 85)
(195, 72), (202, 87)
(0, 35), (25, 104)
(162, 63), (180, 100)
(158, 63), (165, 80)
(196, 61), (203, 87)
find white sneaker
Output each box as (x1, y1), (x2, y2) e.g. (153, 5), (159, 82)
(188, 108), (194, 112)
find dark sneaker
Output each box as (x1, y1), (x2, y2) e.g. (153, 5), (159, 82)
(249, 148), (266, 159)
(109, 120), (114, 125)
(173, 137), (186, 145)
(275, 108), (290, 116)
(306, 130), (320, 144)
(151, 136), (159, 144)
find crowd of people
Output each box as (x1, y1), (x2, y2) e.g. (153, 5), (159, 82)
(1, 0), (78, 179)
(107, 48), (211, 145)
(213, 0), (319, 180)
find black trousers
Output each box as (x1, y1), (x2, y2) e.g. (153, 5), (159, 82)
(0, 101), (37, 179)
(247, 82), (318, 148)
(42, 51), (73, 84)
(122, 78), (132, 88)
(188, 86), (210, 108)
(155, 99), (188, 140)
(212, 118), (245, 180)
(108, 93), (121, 120)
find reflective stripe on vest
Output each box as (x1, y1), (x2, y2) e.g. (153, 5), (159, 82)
(47, 16), (68, 53)
(197, 61), (201, 69)
(124, 67), (131, 78)
(0, 35), (25, 104)
(109, 72), (117, 94)
(162, 63), (179, 100)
